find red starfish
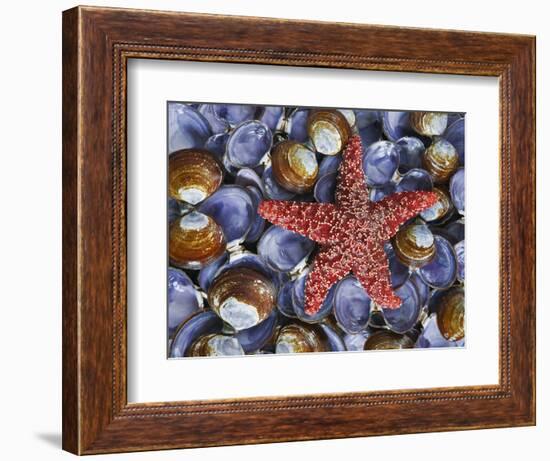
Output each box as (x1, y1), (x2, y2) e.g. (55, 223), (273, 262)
(259, 135), (438, 314)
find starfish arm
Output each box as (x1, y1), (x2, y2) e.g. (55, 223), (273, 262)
(305, 244), (352, 315)
(353, 244), (402, 309)
(335, 135), (369, 208)
(258, 200), (339, 244)
(374, 191), (438, 239)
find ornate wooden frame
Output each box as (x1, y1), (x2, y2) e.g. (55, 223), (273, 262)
(62, 5), (536, 455)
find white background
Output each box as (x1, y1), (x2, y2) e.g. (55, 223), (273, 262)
(128, 60), (499, 402)
(0, 0), (546, 460)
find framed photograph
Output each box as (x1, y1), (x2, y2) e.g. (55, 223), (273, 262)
(62, 6), (536, 455)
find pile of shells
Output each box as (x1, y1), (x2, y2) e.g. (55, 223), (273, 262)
(168, 103), (465, 357)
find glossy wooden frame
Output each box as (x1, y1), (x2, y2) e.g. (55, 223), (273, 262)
(62, 5), (536, 455)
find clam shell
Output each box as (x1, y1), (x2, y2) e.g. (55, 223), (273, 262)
(319, 324), (346, 352)
(275, 323), (328, 354)
(396, 136), (426, 172)
(420, 186), (454, 223)
(189, 334), (244, 357)
(262, 165), (296, 200)
(259, 106), (285, 131)
(443, 117), (465, 165)
(168, 103), (212, 153)
(170, 311), (223, 358)
(307, 109), (352, 156)
(436, 286), (465, 341)
(314, 172), (337, 203)
(213, 104), (260, 127)
(197, 252), (228, 292)
(208, 267), (276, 331)
(277, 280), (298, 318)
(364, 330), (415, 350)
(369, 183), (397, 202)
(416, 314), (464, 348)
(449, 168), (465, 214)
(271, 141), (319, 193)
(257, 225), (315, 273)
(244, 186), (266, 243)
(362, 141), (400, 187)
(334, 276), (372, 334)
(198, 185), (254, 247)
(236, 310), (279, 353)
(423, 138), (459, 183)
(455, 240), (465, 283)
(168, 149), (223, 205)
(198, 104), (230, 134)
(355, 110), (381, 148)
(343, 329), (374, 351)
(292, 270), (335, 323)
(410, 112), (448, 137)
(226, 120), (273, 168)
(169, 211), (226, 270)
(385, 243), (410, 289)
(381, 280), (422, 334)
(381, 111), (416, 142)
(393, 222), (436, 268)
(418, 235), (457, 289)
(204, 132), (229, 159)
(396, 168), (433, 193)
(286, 108), (309, 142)
(318, 155), (342, 177)
(168, 267), (203, 337)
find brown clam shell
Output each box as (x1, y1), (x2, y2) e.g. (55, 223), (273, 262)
(410, 111), (448, 137)
(271, 141), (319, 193)
(364, 330), (415, 350)
(208, 267), (276, 331)
(422, 138), (459, 183)
(275, 323), (327, 354)
(169, 211), (226, 270)
(169, 149), (224, 204)
(420, 186), (454, 223)
(436, 286), (465, 341)
(189, 333), (244, 357)
(307, 109), (352, 156)
(393, 222), (436, 268)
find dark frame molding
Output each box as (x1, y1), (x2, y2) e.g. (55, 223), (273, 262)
(62, 5), (536, 454)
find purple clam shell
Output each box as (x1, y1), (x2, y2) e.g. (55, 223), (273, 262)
(168, 103), (212, 153)
(396, 168), (433, 193)
(236, 310), (279, 353)
(197, 252), (228, 292)
(385, 243), (410, 289)
(419, 235), (457, 289)
(355, 110), (382, 148)
(362, 141), (400, 187)
(443, 117), (465, 165)
(416, 314), (464, 348)
(260, 106), (284, 131)
(215, 251), (279, 290)
(170, 311), (223, 358)
(204, 132), (229, 159)
(198, 104), (230, 134)
(213, 104), (259, 127)
(449, 168), (465, 214)
(287, 109), (309, 142)
(369, 183), (396, 202)
(382, 111), (416, 142)
(318, 155), (343, 177)
(262, 166), (296, 200)
(314, 172), (337, 203)
(277, 280), (298, 318)
(455, 240), (465, 282)
(244, 186), (266, 243)
(319, 324), (346, 352)
(396, 136), (426, 172)
(168, 268), (203, 337)
(168, 198), (183, 224)
(235, 167), (265, 194)
(292, 271), (336, 323)
(344, 329), (374, 351)
(257, 225), (315, 272)
(334, 276), (372, 334)
(443, 220), (465, 244)
(381, 279), (421, 333)
(226, 120), (273, 168)
(198, 185), (254, 246)
(410, 272), (430, 307)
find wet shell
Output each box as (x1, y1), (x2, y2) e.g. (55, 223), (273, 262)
(423, 138), (459, 183)
(169, 211), (226, 270)
(393, 222), (436, 268)
(420, 186), (454, 223)
(271, 141), (319, 193)
(170, 311), (224, 358)
(189, 334), (244, 357)
(436, 286), (465, 341)
(208, 267), (276, 331)
(364, 330), (415, 350)
(410, 112), (448, 137)
(168, 149), (224, 205)
(307, 109), (352, 156)
(275, 323), (327, 354)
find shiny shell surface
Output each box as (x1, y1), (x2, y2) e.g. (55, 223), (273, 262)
(307, 109), (352, 156)
(410, 112), (448, 137)
(393, 222), (436, 268)
(275, 323), (327, 354)
(168, 149), (223, 205)
(423, 138), (459, 183)
(271, 141), (319, 193)
(436, 286), (465, 341)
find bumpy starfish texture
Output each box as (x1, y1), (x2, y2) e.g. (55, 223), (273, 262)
(259, 135), (438, 315)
